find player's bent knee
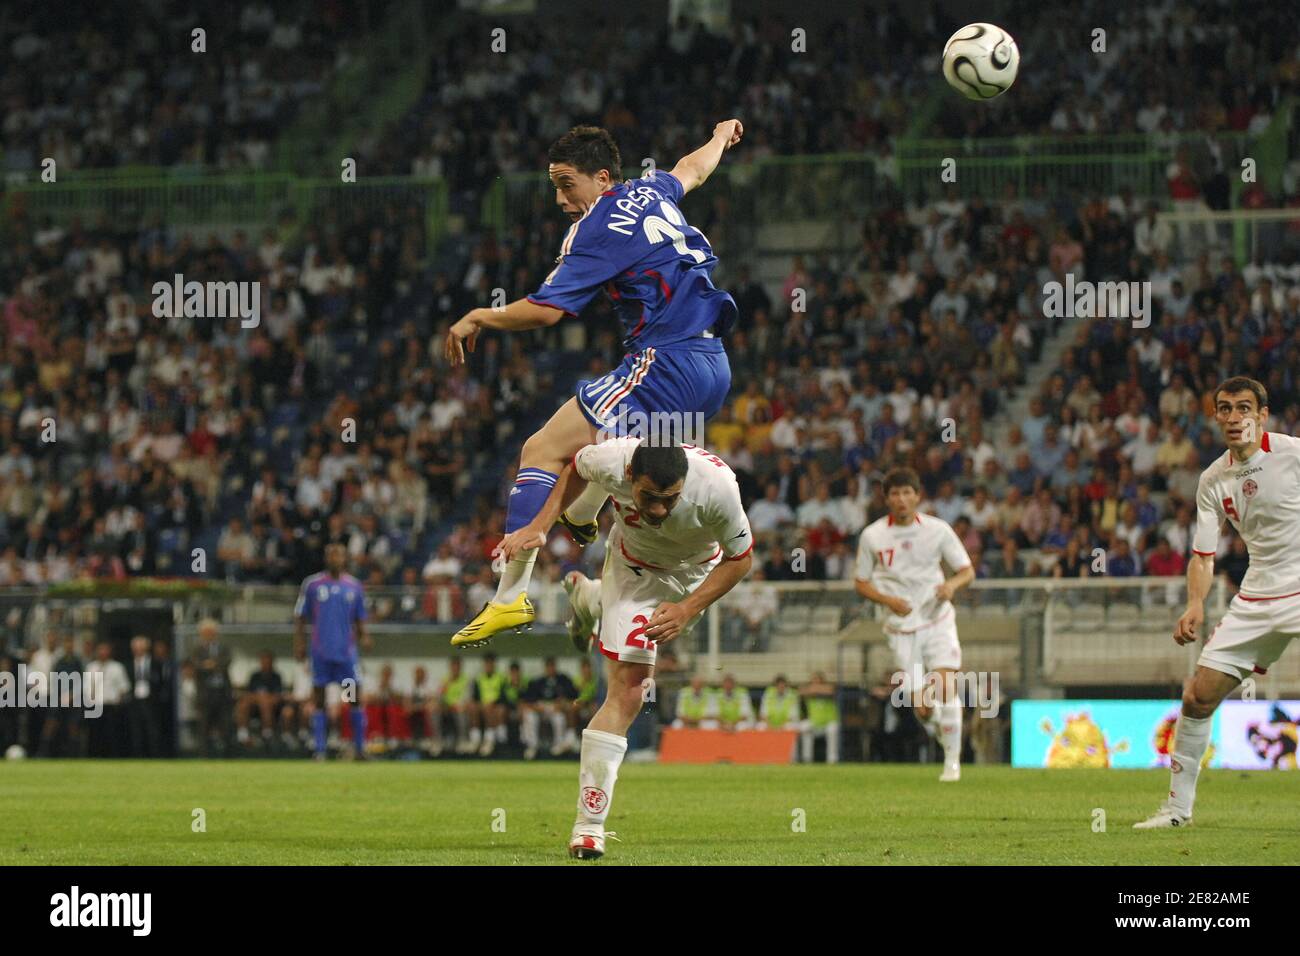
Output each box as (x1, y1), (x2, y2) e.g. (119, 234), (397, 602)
(1183, 672), (1232, 717)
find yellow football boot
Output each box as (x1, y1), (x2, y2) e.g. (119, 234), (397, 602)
(450, 593), (536, 647)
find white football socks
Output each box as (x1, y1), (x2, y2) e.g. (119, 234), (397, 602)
(494, 547), (537, 603)
(576, 728), (628, 828)
(1168, 713), (1211, 817)
(565, 482), (610, 525)
(938, 700), (962, 770)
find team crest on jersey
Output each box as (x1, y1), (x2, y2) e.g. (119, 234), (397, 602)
(902, 541), (912, 550)
(1243, 479), (1258, 498)
(581, 786), (608, 814)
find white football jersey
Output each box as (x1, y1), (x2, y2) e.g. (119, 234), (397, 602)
(573, 438), (753, 572)
(1192, 431), (1300, 598)
(854, 513), (972, 631)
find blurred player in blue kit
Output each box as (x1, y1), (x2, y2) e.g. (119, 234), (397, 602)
(294, 543), (372, 760)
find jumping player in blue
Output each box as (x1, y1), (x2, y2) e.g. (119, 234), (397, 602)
(444, 120), (744, 647)
(293, 543), (372, 759)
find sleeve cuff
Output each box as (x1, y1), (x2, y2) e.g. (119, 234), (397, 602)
(525, 296), (577, 317)
(723, 541), (754, 561)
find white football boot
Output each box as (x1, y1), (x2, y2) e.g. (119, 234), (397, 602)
(568, 822), (618, 860)
(1133, 803), (1191, 829)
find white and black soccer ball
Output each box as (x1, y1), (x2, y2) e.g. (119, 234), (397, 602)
(5, 744), (26, 760)
(942, 23), (1019, 101)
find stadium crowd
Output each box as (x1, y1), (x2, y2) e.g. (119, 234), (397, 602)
(0, 1), (1296, 765)
(931, 0), (1297, 140)
(1, 0), (383, 173)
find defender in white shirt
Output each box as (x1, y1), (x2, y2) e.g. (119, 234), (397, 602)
(499, 439), (754, 859)
(1137, 377), (1300, 829)
(854, 468), (974, 781)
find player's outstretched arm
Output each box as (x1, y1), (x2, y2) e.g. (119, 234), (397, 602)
(444, 300), (565, 365)
(1175, 552), (1214, 645)
(669, 119), (744, 195)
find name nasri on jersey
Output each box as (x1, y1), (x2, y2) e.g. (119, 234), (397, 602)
(606, 181), (673, 237)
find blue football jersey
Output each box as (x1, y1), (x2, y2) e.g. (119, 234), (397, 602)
(526, 170), (738, 349)
(294, 572), (366, 662)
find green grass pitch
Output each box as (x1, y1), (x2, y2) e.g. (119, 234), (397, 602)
(2, 761), (1294, 865)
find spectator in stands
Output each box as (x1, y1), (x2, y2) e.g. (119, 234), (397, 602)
(433, 657), (472, 756)
(1145, 538), (1186, 578)
(236, 650), (284, 749)
(86, 642), (129, 758)
(799, 671), (840, 764)
(470, 654), (508, 758)
(724, 566), (778, 652)
(406, 665), (436, 753)
(280, 646), (315, 752)
(709, 675), (754, 732)
(962, 486), (997, 536)
(1155, 423), (1196, 487)
(126, 636), (161, 757)
(1162, 504), (1197, 558)
(363, 663), (406, 753)
(1106, 537), (1140, 577)
(521, 657), (578, 760)
(672, 677), (714, 729)
(747, 482), (794, 537)
(758, 675), (801, 731)
(178, 661), (199, 753)
(190, 618), (232, 757)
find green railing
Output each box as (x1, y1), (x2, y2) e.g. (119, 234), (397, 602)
(896, 132), (1255, 204)
(478, 128), (1273, 258)
(3, 173), (448, 247)
(3, 111), (1291, 264)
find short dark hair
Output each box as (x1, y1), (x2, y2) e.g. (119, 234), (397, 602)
(629, 444), (687, 490)
(548, 126), (622, 181)
(1214, 375), (1268, 410)
(883, 467), (921, 493)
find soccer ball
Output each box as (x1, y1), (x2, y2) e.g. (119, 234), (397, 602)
(942, 23), (1019, 101)
(5, 744), (26, 760)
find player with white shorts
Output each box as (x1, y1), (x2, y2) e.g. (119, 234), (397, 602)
(854, 467), (974, 781)
(498, 438), (753, 859)
(1137, 377), (1300, 829)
